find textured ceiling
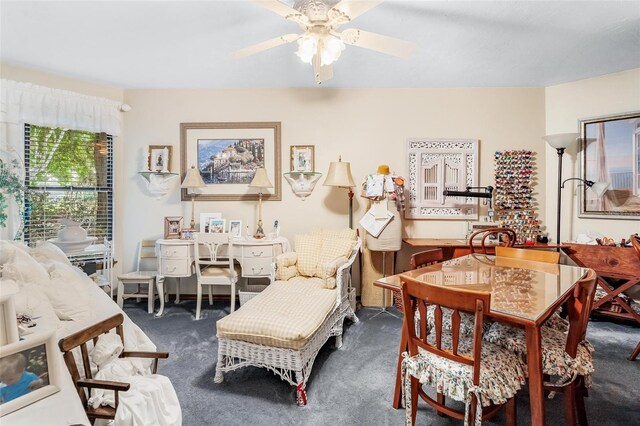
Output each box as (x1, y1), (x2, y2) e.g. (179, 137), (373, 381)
(1, 0), (639, 88)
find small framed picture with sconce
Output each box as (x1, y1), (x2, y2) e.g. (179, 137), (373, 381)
(290, 145), (314, 172)
(164, 216), (183, 239)
(148, 145), (172, 172)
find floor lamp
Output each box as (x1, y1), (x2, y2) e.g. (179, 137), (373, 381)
(543, 133), (578, 244)
(323, 156), (356, 228)
(249, 167), (273, 239)
(181, 165), (206, 229)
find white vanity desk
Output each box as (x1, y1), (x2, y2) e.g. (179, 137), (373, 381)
(155, 236), (290, 316)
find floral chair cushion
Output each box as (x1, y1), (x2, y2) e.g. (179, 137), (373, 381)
(483, 322), (594, 387)
(402, 334), (526, 426)
(421, 306), (491, 336)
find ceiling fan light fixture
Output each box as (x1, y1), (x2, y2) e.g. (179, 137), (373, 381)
(296, 35), (318, 63)
(320, 35), (345, 65)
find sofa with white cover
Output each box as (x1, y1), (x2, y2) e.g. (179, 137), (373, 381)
(0, 240), (181, 426)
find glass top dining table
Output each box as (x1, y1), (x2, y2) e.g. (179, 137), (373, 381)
(379, 253), (588, 322)
(376, 253), (589, 424)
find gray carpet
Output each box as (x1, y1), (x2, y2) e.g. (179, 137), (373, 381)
(124, 300), (640, 425)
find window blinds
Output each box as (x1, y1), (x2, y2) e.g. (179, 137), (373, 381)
(23, 124), (113, 246)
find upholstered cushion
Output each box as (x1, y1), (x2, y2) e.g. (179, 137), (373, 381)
(402, 333), (526, 425)
(275, 252), (298, 281)
(483, 322), (594, 386)
(316, 256), (348, 289)
(315, 238), (354, 277)
(294, 234), (322, 277)
(0, 244), (51, 287)
(216, 279), (336, 350)
(30, 241), (73, 266)
(201, 267), (237, 278)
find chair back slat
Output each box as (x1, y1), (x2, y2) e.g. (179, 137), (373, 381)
(137, 240), (158, 271)
(631, 235), (640, 258)
(468, 227), (517, 254)
(495, 246), (560, 263)
(62, 350), (86, 406)
(401, 277), (490, 376)
(80, 343), (92, 379)
(411, 249), (444, 269)
(194, 232), (234, 277)
(565, 269), (597, 358)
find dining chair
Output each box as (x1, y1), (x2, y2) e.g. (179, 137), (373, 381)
(468, 227), (517, 254)
(484, 269), (598, 426)
(400, 277), (524, 426)
(116, 240), (157, 313)
(495, 246), (560, 264)
(393, 249), (445, 312)
(193, 232), (238, 319)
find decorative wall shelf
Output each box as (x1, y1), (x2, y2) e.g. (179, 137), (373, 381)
(138, 171), (179, 198)
(283, 172), (322, 200)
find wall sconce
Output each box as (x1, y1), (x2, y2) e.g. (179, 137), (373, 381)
(283, 172), (322, 200)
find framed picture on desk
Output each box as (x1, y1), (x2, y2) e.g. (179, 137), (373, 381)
(164, 216), (183, 239)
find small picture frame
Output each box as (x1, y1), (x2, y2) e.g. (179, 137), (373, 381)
(164, 216), (183, 239)
(290, 145), (314, 173)
(180, 228), (195, 240)
(228, 220), (242, 238)
(0, 294), (19, 346)
(208, 218), (226, 234)
(148, 145), (173, 173)
(199, 213), (222, 233)
(0, 330), (61, 417)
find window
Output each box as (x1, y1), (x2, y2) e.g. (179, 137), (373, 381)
(24, 124), (113, 246)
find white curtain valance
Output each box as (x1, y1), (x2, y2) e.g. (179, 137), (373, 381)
(0, 79), (122, 136)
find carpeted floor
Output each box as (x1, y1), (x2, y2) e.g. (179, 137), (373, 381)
(125, 300), (640, 425)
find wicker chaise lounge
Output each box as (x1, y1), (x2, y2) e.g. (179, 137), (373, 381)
(215, 228), (360, 405)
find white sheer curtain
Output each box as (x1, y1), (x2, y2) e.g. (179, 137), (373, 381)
(0, 79), (123, 240)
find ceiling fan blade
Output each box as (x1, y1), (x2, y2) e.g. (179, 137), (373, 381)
(253, 0), (309, 26)
(313, 55), (334, 84)
(329, 0), (383, 22)
(232, 33), (300, 59)
(339, 28), (416, 58)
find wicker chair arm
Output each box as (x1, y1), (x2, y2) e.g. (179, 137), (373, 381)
(77, 378), (130, 392)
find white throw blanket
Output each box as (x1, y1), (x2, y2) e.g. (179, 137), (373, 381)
(88, 330), (182, 426)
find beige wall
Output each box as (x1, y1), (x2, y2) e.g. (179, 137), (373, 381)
(545, 68), (640, 243)
(123, 87), (546, 277)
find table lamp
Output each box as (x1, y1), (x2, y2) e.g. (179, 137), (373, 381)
(323, 156), (356, 228)
(181, 165), (206, 229)
(249, 167), (273, 239)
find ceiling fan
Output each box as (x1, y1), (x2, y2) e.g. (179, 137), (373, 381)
(233, 0), (416, 84)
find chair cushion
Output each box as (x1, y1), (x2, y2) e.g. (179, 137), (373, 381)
(200, 267), (237, 278)
(216, 279), (336, 350)
(118, 271), (156, 281)
(424, 306), (479, 336)
(483, 322), (594, 386)
(294, 234), (322, 277)
(312, 227), (358, 241)
(402, 333), (526, 419)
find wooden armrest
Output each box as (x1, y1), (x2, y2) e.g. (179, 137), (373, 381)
(77, 378), (130, 392)
(122, 351), (169, 359)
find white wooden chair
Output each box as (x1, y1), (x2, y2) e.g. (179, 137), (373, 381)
(194, 232), (238, 319)
(94, 238), (114, 298)
(116, 240), (157, 313)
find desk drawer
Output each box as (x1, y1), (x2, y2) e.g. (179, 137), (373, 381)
(160, 259), (190, 276)
(160, 245), (189, 258)
(242, 245), (273, 258)
(242, 258), (272, 277)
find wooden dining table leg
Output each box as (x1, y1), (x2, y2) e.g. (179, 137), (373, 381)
(526, 325), (545, 425)
(392, 316), (409, 409)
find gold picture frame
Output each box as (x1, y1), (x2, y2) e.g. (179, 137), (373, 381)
(148, 145), (173, 172)
(164, 216), (183, 239)
(290, 145), (315, 172)
(180, 122), (281, 201)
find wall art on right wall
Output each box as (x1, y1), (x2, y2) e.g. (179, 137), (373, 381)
(579, 111), (640, 219)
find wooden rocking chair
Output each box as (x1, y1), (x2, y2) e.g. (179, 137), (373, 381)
(58, 314), (169, 425)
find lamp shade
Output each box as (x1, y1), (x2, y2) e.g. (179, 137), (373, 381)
(589, 181), (610, 198)
(181, 165), (206, 189)
(543, 133), (579, 149)
(249, 167), (273, 189)
(323, 158), (355, 188)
